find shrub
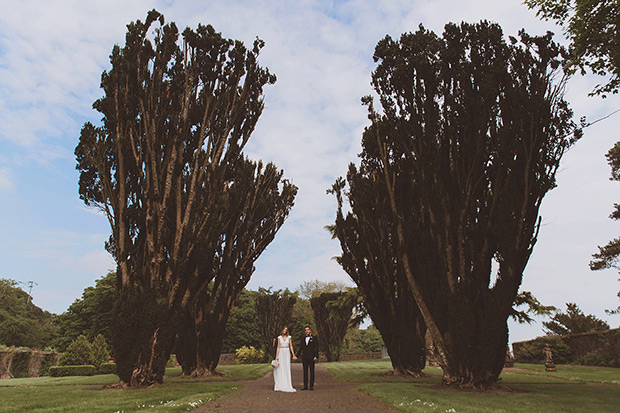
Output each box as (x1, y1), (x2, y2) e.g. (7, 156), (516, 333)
(99, 363), (116, 374)
(10, 350), (32, 378)
(91, 334), (110, 373)
(59, 335), (94, 366)
(235, 346), (265, 364)
(49, 365), (96, 377)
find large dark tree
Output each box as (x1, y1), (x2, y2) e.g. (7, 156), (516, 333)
(543, 302), (610, 335)
(221, 289), (261, 354)
(75, 11), (277, 386)
(254, 287), (297, 360)
(176, 159), (296, 376)
(330, 178), (427, 376)
(361, 22), (581, 388)
(310, 291), (355, 361)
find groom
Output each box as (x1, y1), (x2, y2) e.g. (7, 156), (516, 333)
(299, 326), (319, 390)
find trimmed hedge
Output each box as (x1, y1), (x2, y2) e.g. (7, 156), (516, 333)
(49, 365), (96, 377)
(99, 363), (116, 374)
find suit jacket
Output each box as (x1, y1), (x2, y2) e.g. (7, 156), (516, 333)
(299, 335), (319, 360)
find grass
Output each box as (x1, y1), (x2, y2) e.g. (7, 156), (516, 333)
(322, 360), (620, 412)
(0, 364), (272, 413)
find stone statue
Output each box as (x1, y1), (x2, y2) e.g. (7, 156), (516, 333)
(543, 344), (556, 372)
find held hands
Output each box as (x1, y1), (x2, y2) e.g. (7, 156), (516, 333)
(293, 356), (298, 361)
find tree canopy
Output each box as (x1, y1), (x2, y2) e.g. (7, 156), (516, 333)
(543, 302), (610, 335)
(525, 0), (620, 96)
(0, 279), (56, 349)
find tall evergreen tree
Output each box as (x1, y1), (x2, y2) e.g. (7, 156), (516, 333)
(254, 287), (297, 360)
(75, 10), (278, 386)
(310, 291), (355, 361)
(358, 22), (580, 388)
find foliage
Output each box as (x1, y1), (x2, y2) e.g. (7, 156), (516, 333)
(297, 280), (348, 300)
(543, 303), (610, 335)
(49, 365), (96, 377)
(9, 350), (32, 378)
(0, 279), (56, 349)
(343, 325), (383, 353)
(39, 352), (60, 376)
(99, 363), (117, 375)
(514, 335), (575, 364)
(254, 287), (297, 359)
(510, 291), (557, 324)
(221, 289), (261, 353)
(310, 290), (356, 361)
(525, 0), (620, 96)
(91, 334), (110, 373)
(53, 273), (114, 352)
(59, 336), (94, 367)
(590, 140), (620, 314)
(353, 21), (580, 389)
(234, 346), (265, 364)
(289, 297), (315, 348)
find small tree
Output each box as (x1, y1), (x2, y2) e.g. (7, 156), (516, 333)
(59, 335), (94, 366)
(91, 334), (111, 371)
(543, 303), (610, 336)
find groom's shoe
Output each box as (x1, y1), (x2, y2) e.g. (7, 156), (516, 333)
(300, 387), (308, 391)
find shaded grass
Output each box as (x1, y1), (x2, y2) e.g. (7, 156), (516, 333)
(323, 360), (620, 412)
(0, 364), (272, 413)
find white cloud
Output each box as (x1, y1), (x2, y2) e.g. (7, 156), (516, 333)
(0, 167), (13, 190)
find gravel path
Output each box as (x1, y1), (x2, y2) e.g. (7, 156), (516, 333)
(193, 362), (398, 412)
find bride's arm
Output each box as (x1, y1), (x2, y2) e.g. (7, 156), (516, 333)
(275, 337), (281, 360)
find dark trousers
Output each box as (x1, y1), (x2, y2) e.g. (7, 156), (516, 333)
(302, 358), (315, 389)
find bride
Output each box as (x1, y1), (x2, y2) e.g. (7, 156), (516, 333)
(273, 326), (297, 392)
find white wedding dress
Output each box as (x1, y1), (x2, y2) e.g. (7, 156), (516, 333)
(273, 335), (296, 392)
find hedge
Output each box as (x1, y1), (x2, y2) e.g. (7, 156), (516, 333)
(49, 365), (96, 377)
(99, 363), (116, 375)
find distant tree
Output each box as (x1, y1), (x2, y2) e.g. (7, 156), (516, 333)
(75, 10), (279, 386)
(59, 335), (94, 366)
(310, 291), (356, 361)
(297, 280), (348, 300)
(359, 22), (580, 388)
(543, 302), (610, 335)
(525, 0), (620, 96)
(254, 287), (297, 360)
(221, 289), (261, 354)
(0, 278), (56, 348)
(290, 297), (315, 347)
(53, 272), (114, 351)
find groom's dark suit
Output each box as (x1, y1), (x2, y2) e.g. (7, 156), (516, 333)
(299, 334), (319, 390)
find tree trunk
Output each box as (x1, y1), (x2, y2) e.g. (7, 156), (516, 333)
(110, 288), (177, 386)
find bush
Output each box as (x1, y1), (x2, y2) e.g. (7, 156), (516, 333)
(98, 363), (116, 374)
(49, 365), (96, 377)
(10, 350), (32, 378)
(59, 335), (94, 366)
(235, 346), (265, 364)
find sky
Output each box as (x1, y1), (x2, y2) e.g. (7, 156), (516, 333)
(1, 0), (619, 346)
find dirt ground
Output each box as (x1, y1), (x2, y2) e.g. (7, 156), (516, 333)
(193, 362), (398, 412)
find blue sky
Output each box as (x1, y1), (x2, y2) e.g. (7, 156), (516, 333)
(1, 0), (619, 345)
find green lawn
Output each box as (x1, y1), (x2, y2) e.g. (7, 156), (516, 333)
(322, 360), (620, 412)
(0, 364), (271, 413)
